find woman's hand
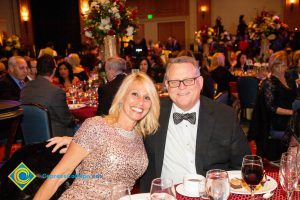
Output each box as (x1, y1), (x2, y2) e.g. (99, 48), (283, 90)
(46, 136), (73, 154)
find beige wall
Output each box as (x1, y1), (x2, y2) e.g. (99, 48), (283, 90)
(139, 0), (197, 49)
(211, 0), (284, 34)
(0, 0), (20, 35)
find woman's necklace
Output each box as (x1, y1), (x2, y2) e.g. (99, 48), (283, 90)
(113, 124), (136, 139)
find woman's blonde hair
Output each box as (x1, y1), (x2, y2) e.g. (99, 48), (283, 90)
(209, 52), (225, 71)
(106, 72), (160, 137)
(67, 53), (80, 68)
(269, 51), (288, 74)
(292, 50), (300, 67)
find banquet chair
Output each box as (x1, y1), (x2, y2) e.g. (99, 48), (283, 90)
(20, 103), (53, 145)
(237, 77), (259, 121)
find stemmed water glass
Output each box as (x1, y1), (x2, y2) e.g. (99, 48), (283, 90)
(111, 184), (131, 200)
(205, 169), (230, 200)
(150, 178), (176, 200)
(279, 152), (298, 200)
(241, 155), (264, 200)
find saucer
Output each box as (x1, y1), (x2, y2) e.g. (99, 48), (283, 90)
(176, 183), (200, 198)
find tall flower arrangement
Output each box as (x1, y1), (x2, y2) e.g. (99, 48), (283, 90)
(195, 26), (215, 44)
(84, 0), (138, 44)
(248, 11), (289, 41)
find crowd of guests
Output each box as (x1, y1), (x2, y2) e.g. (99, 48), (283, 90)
(0, 35), (299, 198)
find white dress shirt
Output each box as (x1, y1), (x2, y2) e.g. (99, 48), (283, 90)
(161, 100), (200, 184)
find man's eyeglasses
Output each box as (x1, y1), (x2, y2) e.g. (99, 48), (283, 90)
(167, 76), (200, 88)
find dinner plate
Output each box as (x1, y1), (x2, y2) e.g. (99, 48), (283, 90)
(176, 183), (200, 198)
(120, 193), (150, 200)
(228, 170), (278, 195)
(68, 104), (86, 110)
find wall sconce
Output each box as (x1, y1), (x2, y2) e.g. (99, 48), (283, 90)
(200, 6), (207, 19)
(81, 0), (90, 17)
(21, 6), (29, 22)
(289, 0), (295, 11)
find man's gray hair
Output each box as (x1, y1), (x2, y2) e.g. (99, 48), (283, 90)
(166, 56), (200, 79)
(106, 57), (126, 72)
(8, 56), (25, 69)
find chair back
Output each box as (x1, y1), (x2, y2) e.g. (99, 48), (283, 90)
(214, 92), (229, 105)
(237, 77), (259, 108)
(20, 103), (52, 145)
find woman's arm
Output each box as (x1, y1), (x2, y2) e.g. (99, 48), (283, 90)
(34, 142), (89, 199)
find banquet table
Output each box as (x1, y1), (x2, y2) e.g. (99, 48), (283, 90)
(70, 106), (97, 124)
(175, 163), (300, 200)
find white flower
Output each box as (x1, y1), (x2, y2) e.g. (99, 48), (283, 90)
(272, 15), (280, 21)
(114, 13), (121, 19)
(101, 17), (111, 25)
(104, 24), (112, 30)
(109, 7), (119, 14)
(126, 26), (134, 36)
(91, 2), (98, 8)
(85, 31), (93, 38)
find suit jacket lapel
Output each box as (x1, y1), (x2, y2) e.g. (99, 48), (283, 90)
(195, 96), (215, 174)
(155, 98), (173, 176)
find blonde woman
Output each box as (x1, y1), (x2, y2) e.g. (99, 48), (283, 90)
(262, 51), (296, 140)
(34, 72), (160, 199)
(67, 53), (89, 81)
(209, 52), (236, 95)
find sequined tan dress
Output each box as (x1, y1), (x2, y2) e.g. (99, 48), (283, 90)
(59, 116), (148, 200)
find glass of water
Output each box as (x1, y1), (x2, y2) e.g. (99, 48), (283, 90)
(150, 178), (176, 200)
(205, 169), (230, 200)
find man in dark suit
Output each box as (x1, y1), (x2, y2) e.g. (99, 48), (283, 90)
(140, 56), (250, 191)
(21, 55), (75, 137)
(96, 57), (126, 116)
(0, 56), (28, 100)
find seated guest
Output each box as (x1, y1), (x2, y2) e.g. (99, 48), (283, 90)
(140, 56), (250, 191)
(0, 56), (28, 100)
(21, 55), (76, 137)
(38, 42), (58, 58)
(34, 72), (160, 199)
(26, 58), (37, 81)
(53, 61), (80, 91)
(67, 53), (89, 81)
(209, 53), (236, 96)
(138, 57), (151, 74)
(233, 53), (249, 72)
(96, 57), (127, 116)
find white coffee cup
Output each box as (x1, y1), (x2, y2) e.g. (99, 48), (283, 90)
(183, 174), (205, 196)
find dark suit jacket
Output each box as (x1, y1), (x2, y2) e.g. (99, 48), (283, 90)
(20, 76), (75, 137)
(96, 73), (126, 116)
(0, 73), (21, 101)
(140, 96), (251, 192)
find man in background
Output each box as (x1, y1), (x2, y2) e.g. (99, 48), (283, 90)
(0, 56), (28, 100)
(96, 57), (127, 116)
(21, 54), (75, 136)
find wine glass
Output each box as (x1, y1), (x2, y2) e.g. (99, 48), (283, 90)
(111, 184), (131, 200)
(241, 155), (264, 200)
(279, 152), (298, 200)
(205, 169), (230, 200)
(150, 178), (176, 200)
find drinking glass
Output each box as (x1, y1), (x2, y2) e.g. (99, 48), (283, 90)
(279, 152), (298, 200)
(111, 184), (131, 200)
(241, 155), (264, 200)
(150, 178), (176, 200)
(205, 169), (230, 200)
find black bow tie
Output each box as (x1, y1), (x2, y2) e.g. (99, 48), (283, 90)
(173, 112), (196, 125)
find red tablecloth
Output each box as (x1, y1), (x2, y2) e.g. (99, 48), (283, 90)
(176, 165), (300, 200)
(71, 106), (97, 124)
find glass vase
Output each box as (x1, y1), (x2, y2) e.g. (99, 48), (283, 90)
(104, 35), (117, 61)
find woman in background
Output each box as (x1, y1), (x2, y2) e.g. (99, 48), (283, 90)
(54, 61), (80, 91)
(67, 53), (89, 81)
